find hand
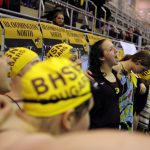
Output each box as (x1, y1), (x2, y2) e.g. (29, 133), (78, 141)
(84, 70), (94, 81)
(139, 83), (147, 94)
(89, 11), (94, 15)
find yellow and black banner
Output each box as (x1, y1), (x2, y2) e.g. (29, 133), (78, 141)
(40, 22), (68, 41)
(66, 30), (88, 62)
(138, 69), (150, 80)
(67, 29), (87, 48)
(87, 33), (107, 46)
(40, 22), (68, 53)
(118, 49), (124, 60)
(0, 18), (43, 54)
(0, 25), (2, 49)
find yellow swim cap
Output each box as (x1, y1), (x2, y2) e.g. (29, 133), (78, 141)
(5, 47), (38, 77)
(46, 43), (74, 60)
(21, 58), (92, 117)
(138, 69), (150, 80)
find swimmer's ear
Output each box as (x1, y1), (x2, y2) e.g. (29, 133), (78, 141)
(60, 109), (76, 131)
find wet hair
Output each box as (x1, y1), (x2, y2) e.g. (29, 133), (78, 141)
(121, 54), (132, 61)
(88, 39), (107, 75)
(131, 50), (150, 67)
(74, 100), (90, 119)
(32, 100), (91, 133)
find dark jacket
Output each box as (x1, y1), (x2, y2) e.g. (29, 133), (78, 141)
(90, 70), (121, 129)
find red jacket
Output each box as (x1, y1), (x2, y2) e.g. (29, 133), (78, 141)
(0, 0), (10, 9)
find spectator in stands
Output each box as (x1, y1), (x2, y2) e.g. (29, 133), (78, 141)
(0, 0), (10, 9)
(65, 0), (85, 27)
(28, 0), (38, 9)
(10, 0), (20, 12)
(118, 28), (124, 40)
(0, 0), (2, 7)
(142, 39), (147, 47)
(52, 10), (65, 27)
(0, 0), (20, 12)
(21, 0), (37, 9)
(89, 0), (111, 29)
(100, 24), (107, 35)
(80, 24), (92, 31)
(42, 6), (65, 27)
(125, 27), (133, 42)
(125, 31), (131, 42)
(109, 26), (117, 38)
(133, 27), (142, 45)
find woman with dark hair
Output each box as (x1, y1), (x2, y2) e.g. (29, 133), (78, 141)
(89, 39), (121, 129)
(88, 49), (150, 130)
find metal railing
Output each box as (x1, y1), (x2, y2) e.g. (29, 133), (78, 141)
(0, 0), (149, 49)
(0, 8), (39, 21)
(104, 3), (150, 32)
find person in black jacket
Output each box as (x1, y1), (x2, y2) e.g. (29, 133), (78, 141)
(10, 0), (20, 12)
(88, 39), (121, 129)
(89, 0), (111, 28)
(66, 0), (84, 27)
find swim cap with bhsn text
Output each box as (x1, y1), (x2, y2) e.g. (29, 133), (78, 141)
(21, 58), (92, 117)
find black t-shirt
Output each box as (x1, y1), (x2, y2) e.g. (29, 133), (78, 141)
(90, 70), (121, 129)
(134, 79), (149, 115)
